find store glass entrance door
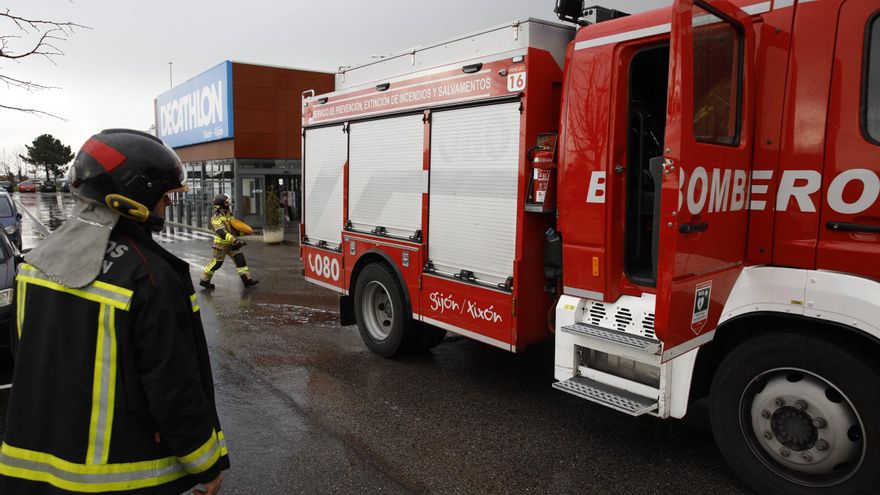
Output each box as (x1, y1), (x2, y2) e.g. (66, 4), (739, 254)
(240, 177), (264, 227)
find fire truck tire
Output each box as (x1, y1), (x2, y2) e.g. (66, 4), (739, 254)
(353, 263), (417, 357)
(709, 332), (880, 495)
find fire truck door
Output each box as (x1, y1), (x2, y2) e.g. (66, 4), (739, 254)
(817, 1), (880, 281)
(655, 0), (755, 360)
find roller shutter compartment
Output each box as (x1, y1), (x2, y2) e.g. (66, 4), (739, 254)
(349, 115), (426, 238)
(428, 101), (521, 287)
(303, 125), (346, 248)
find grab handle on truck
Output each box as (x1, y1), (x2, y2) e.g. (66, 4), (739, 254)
(679, 222), (709, 234)
(826, 221), (880, 234)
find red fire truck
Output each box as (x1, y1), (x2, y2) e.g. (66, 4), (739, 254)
(300, 1), (880, 492)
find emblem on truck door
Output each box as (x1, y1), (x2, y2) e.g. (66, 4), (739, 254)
(691, 281), (712, 335)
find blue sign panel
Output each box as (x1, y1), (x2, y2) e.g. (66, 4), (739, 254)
(156, 61), (234, 148)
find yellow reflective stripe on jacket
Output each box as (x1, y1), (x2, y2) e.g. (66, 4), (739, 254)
(86, 304), (118, 465)
(190, 293), (199, 313)
(0, 442), (186, 492)
(178, 429), (223, 475)
(218, 431), (228, 457)
(17, 264), (133, 311)
(211, 214), (235, 245)
(0, 429), (227, 492)
(16, 279), (26, 338)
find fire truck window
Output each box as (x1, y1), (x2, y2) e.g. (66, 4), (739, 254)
(691, 7), (742, 146)
(866, 13), (880, 143)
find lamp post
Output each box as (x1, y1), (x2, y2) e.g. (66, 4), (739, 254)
(168, 62), (173, 88)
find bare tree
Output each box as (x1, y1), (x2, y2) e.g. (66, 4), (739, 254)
(1, 9), (87, 119)
(10, 146), (28, 182)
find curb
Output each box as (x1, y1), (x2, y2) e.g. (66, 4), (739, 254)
(15, 200), (50, 237)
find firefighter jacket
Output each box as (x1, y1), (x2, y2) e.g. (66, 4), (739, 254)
(0, 220), (230, 494)
(210, 211), (236, 247)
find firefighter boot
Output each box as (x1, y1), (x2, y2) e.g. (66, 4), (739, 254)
(233, 252), (258, 287)
(241, 275), (259, 287)
(199, 277), (215, 290)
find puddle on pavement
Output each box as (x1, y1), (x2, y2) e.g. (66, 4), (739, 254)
(238, 302), (338, 326)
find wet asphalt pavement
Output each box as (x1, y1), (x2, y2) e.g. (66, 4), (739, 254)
(0, 193), (752, 494)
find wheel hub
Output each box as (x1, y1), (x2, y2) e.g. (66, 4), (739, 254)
(745, 369), (865, 485)
(771, 406), (817, 451)
(361, 281), (394, 341)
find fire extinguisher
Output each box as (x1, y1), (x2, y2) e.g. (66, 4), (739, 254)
(525, 132), (558, 212)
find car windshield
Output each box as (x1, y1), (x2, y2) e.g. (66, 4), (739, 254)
(0, 198), (12, 217)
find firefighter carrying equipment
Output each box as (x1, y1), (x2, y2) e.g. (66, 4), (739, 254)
(0, 219), (230, 494)
(201, 209), (258, 288)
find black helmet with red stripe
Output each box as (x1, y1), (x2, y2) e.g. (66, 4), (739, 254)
(70, 129), (187, 224)
(213, 193), (231, 211)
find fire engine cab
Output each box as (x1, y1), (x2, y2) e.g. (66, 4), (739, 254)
(301, 1), (880, 493)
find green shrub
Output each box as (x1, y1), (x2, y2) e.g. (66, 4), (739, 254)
(265, 188), (282, 227)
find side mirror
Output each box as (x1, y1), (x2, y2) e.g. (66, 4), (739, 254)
(15, 213), (21, 221)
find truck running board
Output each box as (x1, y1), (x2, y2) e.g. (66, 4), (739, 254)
(561, 322), (661, 354)
(553, 376), (658, 416)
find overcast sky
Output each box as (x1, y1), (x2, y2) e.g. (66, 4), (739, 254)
(1, 0), (668, 164)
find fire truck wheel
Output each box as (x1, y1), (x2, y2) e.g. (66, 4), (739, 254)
(709, 331), (880, 495)
(353, 263), (413, 357)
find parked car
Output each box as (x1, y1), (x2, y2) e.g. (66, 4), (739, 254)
(41, 180), (57, 193)
(18, 181), (36, 193)
(0, 229), (21, 356)
(0, 181), (12, 193)
(0, 192), (22, 251)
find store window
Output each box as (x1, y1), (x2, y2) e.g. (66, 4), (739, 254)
(865, 13), (880, 143)
(692, 5), (743, 146)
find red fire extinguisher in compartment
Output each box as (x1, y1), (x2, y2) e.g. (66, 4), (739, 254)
(525, 132), (559, 213)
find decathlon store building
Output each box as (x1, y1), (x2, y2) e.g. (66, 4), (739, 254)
(155, 61), (334, 229)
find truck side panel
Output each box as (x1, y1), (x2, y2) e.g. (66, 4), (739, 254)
(770, 1), (839, 268)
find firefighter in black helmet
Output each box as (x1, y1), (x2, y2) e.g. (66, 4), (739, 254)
(199, 193), (258, 289)
(0, 129), (228, 495)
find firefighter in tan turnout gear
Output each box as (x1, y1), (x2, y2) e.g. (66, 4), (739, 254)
(200, 194), (258, 289)
(0, 129), (228, 494)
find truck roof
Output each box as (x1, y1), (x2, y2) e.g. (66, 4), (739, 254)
(334, 17), (574, 92)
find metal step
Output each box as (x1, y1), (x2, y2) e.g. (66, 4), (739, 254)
(553, 376), (658, 416)
(561, 322), (661, 354)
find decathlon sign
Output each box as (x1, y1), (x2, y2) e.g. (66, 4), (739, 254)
(156, 61), (234, 148)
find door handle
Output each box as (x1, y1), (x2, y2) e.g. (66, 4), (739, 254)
(826, 221), (880, 234)
(679, 222), (708, 234)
